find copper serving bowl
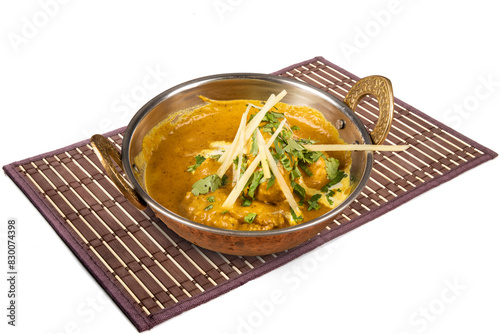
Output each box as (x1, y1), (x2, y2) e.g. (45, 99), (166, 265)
(91, 73), (394, 256)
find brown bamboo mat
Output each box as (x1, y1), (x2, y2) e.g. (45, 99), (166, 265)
(3, 57), (497, 332)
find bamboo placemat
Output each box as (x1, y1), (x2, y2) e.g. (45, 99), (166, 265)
(4, 57), (497, 331)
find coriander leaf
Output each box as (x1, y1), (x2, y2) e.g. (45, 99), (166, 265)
(325, 157), (340, 180)
(261, 122), (275, 133)
(301, 151), (323, 164)
(280, 155), (293, 171)
(325, 190), (335, 205)
(307, 194), (322, 211)
(221, 174), (228, 186)
(207, 196), (215, 203)
(290, 207), (303, 222)
(283, 139), (305, 154)
(210, 154), (221, 161)
(291, 125), (300, 131)
(244, 213), (257, 224)
(222, 210), (229, 214)
(240, 195), (252, 207)
(204, 204), (214, 211)
(266, 174), (276, 190)
(250, 130), (259, 156)
(191, 174), (223, 196)
(297, 138), (318, 145)
(298, 161), (313, 177)
(290, 165), (302, 180)
(273, 138), (284, 159)
(321, 171), (347, 192)
(247, 170), (264, 199)
(291, 181), (306, 200)
(187, 155), (206, 172)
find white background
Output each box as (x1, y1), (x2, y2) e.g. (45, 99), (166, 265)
(2, 1), (499, 333)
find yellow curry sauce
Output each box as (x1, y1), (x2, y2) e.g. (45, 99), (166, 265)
(141, 97), (352, 231)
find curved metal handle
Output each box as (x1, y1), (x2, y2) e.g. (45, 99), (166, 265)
(90, 134), (147, 210)
(344, 75), (394, 145)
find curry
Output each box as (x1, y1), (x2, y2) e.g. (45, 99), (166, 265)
(140, 92), (352, 231)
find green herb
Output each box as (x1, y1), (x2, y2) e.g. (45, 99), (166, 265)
(250, 130), (259, 155)
(325, 157), (340, 180)
(325, 189), (335, 205)
(273, 138), (284, 159)
(307, 194), (322, 211)
(210, 154), (221, 161)
(247, 170), (264, 199)
(291, 125), (300, 131)
(204, 204), (214, 211)
(187, 155), (206, 172)
(321, 171), (347, 192)
(191, 174), (223, 195)
(244, 213), (257, 224)
(221, 174), (228, 186)
(298, 161), (313, 177)
(290, 165), (302, 180)
(290, 207), (303, 222)
(240, 195), (252, 207)
(266, 174), (276, 190)
(233, 156), (248, 173)
(291, 181), (306, 200)
(261, 122), (275, 133)
(283, 139), (306, 154)
(222, 210), (229, 214)
(207, 196), (215, 203)
(280, 155), (293, 171)
(301, 151), (323, 164)
(297, 138), (318, 145)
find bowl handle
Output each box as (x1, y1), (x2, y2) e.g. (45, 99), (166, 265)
(344, 75), (394, 145)
(90, 134), (147, 210)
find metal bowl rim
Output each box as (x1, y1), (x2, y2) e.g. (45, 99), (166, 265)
(121, 72), (373, 238)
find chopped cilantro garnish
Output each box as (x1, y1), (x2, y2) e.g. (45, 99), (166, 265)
(207, 196), (215, 203)
(191, 174), (223, 195)
(290, 207), (303, 222)
(283, 139), (306, 154)
(222, 210), (229, 214)
(280, 155), (293, 171)
(291, 181), (306, 200)
(273, 138), (284, 159)
(240, 195), (252, 207)
(187, 155), (206, 172)
(247, 170), (264, 199)
(210, 154), (221, 161)
(250, 130), (259, 155)
(298, 161), (313, 177)
(325, 157), (340, 180)
(321, 171), (347, 192)
(307, 194), (322, 211)
(290, 165), (302, 180)
(233, 156), (248, 173)
(204, 204), (214, 211)
(291, 125), (300, 131)
(266, 174), (275, 190)
(301, 151), (323, 164)
(244, 213), (257, 224)
(261, 122), (275, 133)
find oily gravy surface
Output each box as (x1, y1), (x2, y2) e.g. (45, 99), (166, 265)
(141, 97), (352, 231)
